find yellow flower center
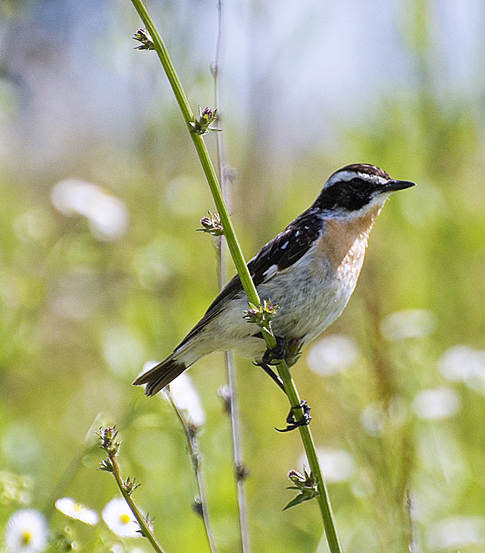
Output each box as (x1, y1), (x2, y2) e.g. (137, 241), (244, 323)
(21, 530), (32, 545)
(120, 513), (131, 525)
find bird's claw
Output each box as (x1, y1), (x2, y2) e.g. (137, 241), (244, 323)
(262, 336), (286, 366)
(276, 400), (311, 432)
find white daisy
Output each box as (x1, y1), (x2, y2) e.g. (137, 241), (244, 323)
(55, 497), (99, 525)
(102, 498), (141, 538)
(5, 509), (48, 553)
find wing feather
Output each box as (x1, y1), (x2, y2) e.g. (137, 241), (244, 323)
(177, 208), (322, 348)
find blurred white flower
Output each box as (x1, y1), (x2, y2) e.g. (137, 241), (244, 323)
(439, 345), (485, 390)
(360, 402), (386, 437)
(163, 371), (205, 428)
(307, 335), (359, 376)
(300, 448), (355, 483)
(412, 387), (460, 420)
(55, 497), (99, 525)
(5, 509), (48, 553)
(360, 397), (407, 436)
(102, 498), (141, 539)
(427, 516), (485, 549)
(109, 546), (146, 553)
(51, 178), (129, 241)
(380, 309), (436, 341)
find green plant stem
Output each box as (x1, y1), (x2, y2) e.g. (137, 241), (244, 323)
(109, 454), (167, 553)
(130, 0), (257, 307)
(128, 2), (343, 551)
(275, 360), (342, 552)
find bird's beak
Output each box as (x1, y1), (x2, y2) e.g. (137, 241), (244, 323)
(385, 179), (416, 192)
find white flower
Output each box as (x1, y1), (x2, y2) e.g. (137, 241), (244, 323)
(102, 498), (141, 538)
(307, 335), (359, 376)
(427, 516), (485, 549)
(361, 397), (407, 436)
(163, 372), (205, 428)
(361, 402), (386, 436)
(380, 309), (436, 341)
(439, 345), (485, 390)
(51, 179), (129, 241)
(412, 387), (460, 420)
(55, 497), (99, 525)
(299, 448), (355, 483)
(109, 546), (146, 553)
(5, 509), (48, 553)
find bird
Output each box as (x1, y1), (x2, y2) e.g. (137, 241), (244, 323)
(134, 163), (415, 398)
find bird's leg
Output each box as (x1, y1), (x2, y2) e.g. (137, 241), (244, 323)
(276, 400), (312, 433)
(253, 360), (286, 392)
(254, 335), (312, 431)
(253, 334), (286, 391)
(262, 335), (286, 365)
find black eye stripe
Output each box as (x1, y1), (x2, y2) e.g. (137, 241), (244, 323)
(315, 177), (379, 212)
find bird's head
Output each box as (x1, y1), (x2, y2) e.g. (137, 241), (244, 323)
(314, 163), (415, 218)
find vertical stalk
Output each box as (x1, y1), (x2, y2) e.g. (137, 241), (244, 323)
(128, 2), (343, 551)
(167, 392), (219, 553)
(213, 2), (251, 551)
(130, 0), (259, 306)
(98, 428), (168, 553)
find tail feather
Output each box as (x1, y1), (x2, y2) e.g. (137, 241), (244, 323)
(133, 355), (187, 396)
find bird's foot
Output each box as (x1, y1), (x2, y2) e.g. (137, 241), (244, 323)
(253, 360), (286, 392)
(262, 335), (286, 366)
(276, 400), (311, 432)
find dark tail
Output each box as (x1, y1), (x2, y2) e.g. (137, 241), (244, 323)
(133, 355), (187, 396)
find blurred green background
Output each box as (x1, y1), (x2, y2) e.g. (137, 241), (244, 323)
(1, 0), (485, 552)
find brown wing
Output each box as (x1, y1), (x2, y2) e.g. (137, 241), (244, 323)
(176, 207), (322, 349)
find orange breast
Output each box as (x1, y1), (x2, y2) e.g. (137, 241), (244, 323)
(314, 206), (380, 281)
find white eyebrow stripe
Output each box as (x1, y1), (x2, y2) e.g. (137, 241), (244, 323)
(325, 171), (388, 188)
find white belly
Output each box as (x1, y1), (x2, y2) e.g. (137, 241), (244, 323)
(205, 240), (366, 359)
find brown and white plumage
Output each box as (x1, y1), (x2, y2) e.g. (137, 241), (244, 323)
(134, 164), (414, 396)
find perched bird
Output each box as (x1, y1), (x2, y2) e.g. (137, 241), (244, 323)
(134, 164), (414, 397)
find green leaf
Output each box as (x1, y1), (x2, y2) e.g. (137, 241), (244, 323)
(283, 490), (316, 511)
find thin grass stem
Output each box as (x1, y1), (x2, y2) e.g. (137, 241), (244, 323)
(213, 1), (251, 551)
(166, 391), (219, 553)
(110, 455), (167, 553)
